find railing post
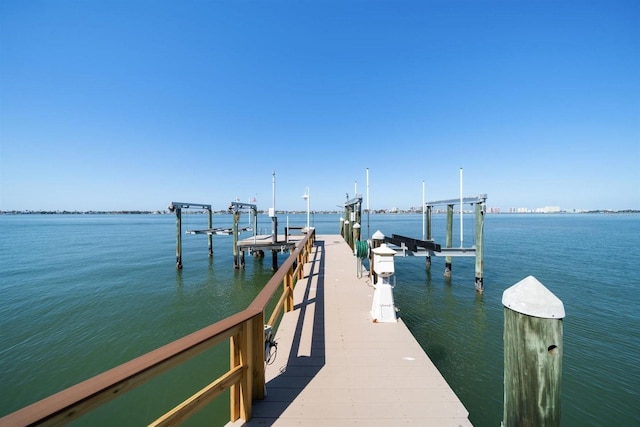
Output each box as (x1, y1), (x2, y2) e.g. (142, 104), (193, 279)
(240, 319), (253, 421)
(297, 251), (304, 280)
(286, 266), (295, 312)
(230, 319), (254, 422)
(252, 313), (266, 400)
(230, 332), (241, 422)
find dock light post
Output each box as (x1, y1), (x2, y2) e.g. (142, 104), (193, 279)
(302, 187), (310, 233)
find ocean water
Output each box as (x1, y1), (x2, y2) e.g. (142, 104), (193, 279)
(1, 213), (639, 426)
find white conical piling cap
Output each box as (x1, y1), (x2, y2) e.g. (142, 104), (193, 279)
(372, 230), (385, 240)
(502, 275), (565, 319)
(372, 243), (396, 256)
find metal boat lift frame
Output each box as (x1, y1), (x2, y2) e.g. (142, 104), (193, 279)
(383, 194), (487, 292)
(168, 202), (213, 269)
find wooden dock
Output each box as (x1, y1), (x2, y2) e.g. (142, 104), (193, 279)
(237, 234), (304, 253)
(230, 234), (471, 426)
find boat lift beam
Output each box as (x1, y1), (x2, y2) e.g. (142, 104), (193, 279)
(425, 194), (487, 207)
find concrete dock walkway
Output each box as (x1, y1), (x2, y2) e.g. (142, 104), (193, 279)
(233, 235), (471, 426)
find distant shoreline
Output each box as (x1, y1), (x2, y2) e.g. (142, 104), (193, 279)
(2, 209), (638, 215)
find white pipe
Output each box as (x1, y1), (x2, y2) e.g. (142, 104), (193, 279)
(306, 188), (310, 231)
(460, 167), (463, 248)
(272, 171), (276, 211)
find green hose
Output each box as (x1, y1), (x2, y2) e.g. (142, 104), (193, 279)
(355, 240), (369, 259)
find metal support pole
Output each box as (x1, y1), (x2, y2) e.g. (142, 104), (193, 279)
(444, 204), (453, 277)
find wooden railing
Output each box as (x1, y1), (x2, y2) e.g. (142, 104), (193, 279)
(0, 229), (316, 427)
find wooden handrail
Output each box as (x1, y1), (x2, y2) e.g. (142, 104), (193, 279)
(0, 229), (316, 427)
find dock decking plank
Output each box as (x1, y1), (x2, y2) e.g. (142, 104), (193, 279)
(230, 235), (471, 426)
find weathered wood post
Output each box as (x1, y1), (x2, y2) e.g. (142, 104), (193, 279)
(502, 276), (565, 427)
(233, 211), (240, 269)
(352, 222), (360, 245)
(474, 202), (484, 292)
(354, 200), (361, 231)
(444, 204), (453, 277)
(344, 220), (351, 248)
(425, 205), (432, 269)
(370, 230), (384, 284)
(207, 208), (213, 257)
(175, 207), (183, 270)
(252, 312), (266, 400)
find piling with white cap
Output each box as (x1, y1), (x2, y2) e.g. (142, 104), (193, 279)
(502, 276), (565, 427)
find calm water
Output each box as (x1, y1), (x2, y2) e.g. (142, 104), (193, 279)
(1, 213), (639, 426)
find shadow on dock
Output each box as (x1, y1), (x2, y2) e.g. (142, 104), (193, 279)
(243, 240), (327, 425)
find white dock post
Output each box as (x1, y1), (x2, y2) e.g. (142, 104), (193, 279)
(370, 243), (397, 323)
(502, 276), (565, 427)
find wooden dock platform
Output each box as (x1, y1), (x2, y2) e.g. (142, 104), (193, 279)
(237, 234), (304, 253)
(230, 234), (471, 426)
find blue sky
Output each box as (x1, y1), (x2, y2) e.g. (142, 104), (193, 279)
(1, 0), (638, 212)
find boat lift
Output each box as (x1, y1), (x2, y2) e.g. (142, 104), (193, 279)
(168, 202), (213, 269)
(228, 201), (258, 269)
(381, 193), (487, 291)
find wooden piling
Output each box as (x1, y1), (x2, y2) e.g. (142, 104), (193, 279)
(344, 220), (351, 249)
(444, 204), (453, 277)
(353, 222), (361, 244)
(502, 276), (565, 427)
(474, 202), (484, 292)
(175, 208), (183, 270)
(370, 230), (384, 284)
(233, 211), (240, 269)
(207, 209), (213, 257)
(425, 206), (432, 269)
